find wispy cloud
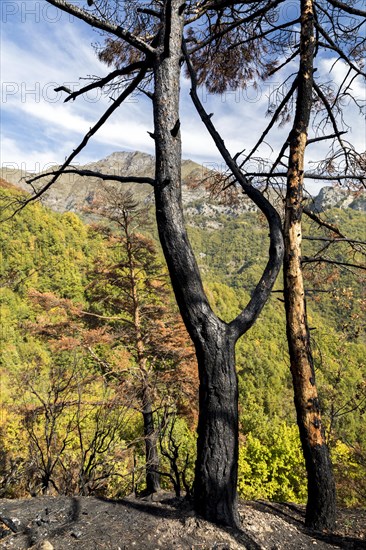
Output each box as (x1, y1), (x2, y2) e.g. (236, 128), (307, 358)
(1, 1), (289, 172)
(1, 1), (365, 195)
(1, 1), (156, 168)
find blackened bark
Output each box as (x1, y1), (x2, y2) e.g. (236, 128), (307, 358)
(194, 321), (240, 527)
(151, 1), (284, 527)
(152, 0), (240, 527)
(284, 0), (336, 531)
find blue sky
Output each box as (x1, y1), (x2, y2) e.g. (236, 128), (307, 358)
(1, 0), (365, 193)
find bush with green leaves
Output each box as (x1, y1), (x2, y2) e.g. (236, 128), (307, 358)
(238, 423), (307, 503)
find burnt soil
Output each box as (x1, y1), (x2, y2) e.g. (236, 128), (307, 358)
(0, 493), (365, 549)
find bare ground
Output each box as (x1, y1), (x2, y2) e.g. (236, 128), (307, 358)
(1, 493), (365, 550)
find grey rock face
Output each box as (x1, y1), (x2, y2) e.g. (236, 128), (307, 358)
(309, 186), (366, 213)
(2, 152), (365, 216)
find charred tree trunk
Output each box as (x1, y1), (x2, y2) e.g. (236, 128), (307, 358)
(141, 384), (160, 494)
(151, 2), (284, 526)
(284, 0), (336, 531)
(152, 0), (241, 527)
(194, 321), (240, 527)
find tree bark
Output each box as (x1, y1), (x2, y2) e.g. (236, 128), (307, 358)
(194, 321), (240, 527)
(141, 384), (160, 494)
(152, 0), (241, 527)
(284, 0), (336, 531)
(284, 226), (336, 529)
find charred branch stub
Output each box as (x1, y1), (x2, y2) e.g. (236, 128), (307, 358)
(54, 85), (72, 95)
(170, 119), (181, 137)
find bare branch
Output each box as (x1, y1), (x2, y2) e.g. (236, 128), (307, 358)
(303, 236), (366, 245)
(266, 48), (300, 77)
(137, 7), (162, 19)
(326, 0), (366, 17)
(14, 67), (148, 213)
(31, 169), (155, 187)
(184, 40), (284, 338)
(188, 0), (287, 55)
(63, 62), (147, 103)
(245, 171), (365, 183)
(240, 77), (298, 168)
(302, 256), (366, 270)
(228, 19), (300, 53)
(307, 131), (347, 145)
(303, 207), (347, 238)
(45, 0), (156, 55)
(312, 81), (348, 154)
(315, 21), (366, 78)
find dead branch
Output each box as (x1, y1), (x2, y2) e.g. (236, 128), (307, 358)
(45, 0), (155, 54)
(63, 62), (147, 103)
(302, 256), (366, 270)
(240, 77), (298, 168)
(307, 131), (347, 145)
(326, 0), (366, 17)
(184, 39), (284, 338)
(29, 169), (155, 187)
(303, 236), (366, 245)
(11, 68), (148, 215)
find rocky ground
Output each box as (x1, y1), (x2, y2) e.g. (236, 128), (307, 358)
(1, 493), (365, 550)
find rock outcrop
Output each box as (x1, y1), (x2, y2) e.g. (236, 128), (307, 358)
(2, 151), (365, 217)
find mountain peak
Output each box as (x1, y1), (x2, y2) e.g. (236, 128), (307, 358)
(1, 152), (365, 215)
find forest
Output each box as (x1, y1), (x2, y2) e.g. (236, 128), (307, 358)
(1, 178), (365, 509)
(1, 0), (366, 538)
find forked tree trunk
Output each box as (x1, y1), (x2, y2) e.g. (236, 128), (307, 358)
(152, 0), (241, 526)
(284, 0), (336, 530)
(152, 0), (283, 527)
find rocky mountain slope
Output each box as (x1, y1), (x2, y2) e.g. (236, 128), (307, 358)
(311, 185), (366, 212)
(1, 150), (365, 216)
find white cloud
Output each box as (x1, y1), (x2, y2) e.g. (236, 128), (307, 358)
(1, 8), (158, 165)
(0, 136), (69, 173)
(1, 6), (365, 196)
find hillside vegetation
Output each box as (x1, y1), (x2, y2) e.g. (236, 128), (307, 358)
(0, 180), (365, 507)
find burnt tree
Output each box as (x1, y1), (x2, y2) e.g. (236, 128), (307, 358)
(185, 0), (365, 530)
(283, 0), (336, 530)
(17, 0), (284, 527)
